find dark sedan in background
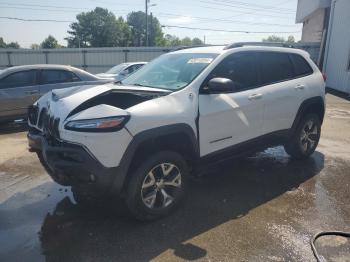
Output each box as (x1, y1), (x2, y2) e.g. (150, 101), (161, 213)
(0, 64), (113, 123)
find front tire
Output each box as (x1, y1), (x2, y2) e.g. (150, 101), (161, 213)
(126, 151), (189, 221)
(284, 113), (321, 159)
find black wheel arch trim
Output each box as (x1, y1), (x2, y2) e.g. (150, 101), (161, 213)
(290, 96), (325, 136)
(112, 123), (199, 193)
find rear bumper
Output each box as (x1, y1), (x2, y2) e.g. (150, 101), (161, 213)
(28, 131), (125, 193)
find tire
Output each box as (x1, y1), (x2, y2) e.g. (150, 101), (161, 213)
(126, 151), (189, 221)
(284, 113), (321, 159)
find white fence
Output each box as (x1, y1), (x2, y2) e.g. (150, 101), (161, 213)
(0, 43), (321, 74)
(0, 47), (176, 74)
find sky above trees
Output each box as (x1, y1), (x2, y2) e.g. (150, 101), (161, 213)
(0, 0), (301, 48)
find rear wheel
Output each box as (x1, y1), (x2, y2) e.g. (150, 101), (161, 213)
(126, 151), (189, 221)
(284, 113), (321, 159)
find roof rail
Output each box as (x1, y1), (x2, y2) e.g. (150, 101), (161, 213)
(172, 45), (207, 51)
(224, 42), (294, 50)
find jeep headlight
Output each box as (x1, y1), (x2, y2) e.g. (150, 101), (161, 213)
(65, 116), (130, 132)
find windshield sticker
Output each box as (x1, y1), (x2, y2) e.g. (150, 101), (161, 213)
(187, 58), (213, 64)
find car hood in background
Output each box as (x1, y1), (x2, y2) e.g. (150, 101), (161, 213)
(96, 73), (118, 78)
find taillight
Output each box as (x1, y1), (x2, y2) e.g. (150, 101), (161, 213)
(322, 73), (327, 82)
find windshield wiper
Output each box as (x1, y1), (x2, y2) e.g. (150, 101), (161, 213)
(132, 83), (149, 87)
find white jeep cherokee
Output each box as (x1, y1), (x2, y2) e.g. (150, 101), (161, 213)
(28, 44), (325, 220)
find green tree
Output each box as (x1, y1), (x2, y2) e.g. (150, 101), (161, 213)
(163, 34), (181, 46)
(262, 35), (295, 44)
(287, 35), (295, 43)
(192, 37), (203, 46)
(66, 7), (131, 47)
(41, 35), (59, 49)
(127, 11), (164, 46)
(6, 42), (20, 49)
(0, 38), (20, 48)
(181, 37), (192, 46)
(0, 37), (7, 48)
(30, 43), (40, 50)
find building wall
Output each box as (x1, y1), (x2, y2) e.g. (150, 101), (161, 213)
(324, 0), (350, 94)
(296, 0), (331, 23)
(301, 8), (326, 42)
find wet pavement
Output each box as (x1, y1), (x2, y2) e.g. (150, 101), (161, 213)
(0, 94), (350, 262)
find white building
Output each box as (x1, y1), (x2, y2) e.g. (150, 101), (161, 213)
(296, 0), (350, 94)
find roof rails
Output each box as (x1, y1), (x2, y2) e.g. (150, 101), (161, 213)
(224, 42), (294, 50)
(173, 45), (207, 51)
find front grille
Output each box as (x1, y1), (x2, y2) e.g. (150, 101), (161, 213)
(38, 108), (47, 129)
(28, 105), (39, 125)
(38, 108), (60, 139)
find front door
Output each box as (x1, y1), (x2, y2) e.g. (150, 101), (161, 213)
(198, 52), (264, 157)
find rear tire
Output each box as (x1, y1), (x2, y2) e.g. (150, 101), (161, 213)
(126, 151), (189, 221)
(284, 113), (321, 159)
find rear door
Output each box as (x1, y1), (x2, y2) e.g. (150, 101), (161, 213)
(0, 70), (39, 119)
(199, 52), (265, 156)
(257, 52), (306, 134)
(38, 69), (82, 95)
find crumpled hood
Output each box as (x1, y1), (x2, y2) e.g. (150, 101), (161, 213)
(34, 83), (170, 126)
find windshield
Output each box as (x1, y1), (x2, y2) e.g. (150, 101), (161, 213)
(105, 64), (128, 74)
(122, 53), (218, 90)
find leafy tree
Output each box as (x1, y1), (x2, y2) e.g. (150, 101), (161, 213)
(127, 11), (164, 46)
(287, 35), (295, 43)
(66, 7), (131, 47)
(0, 37), (20, 48)
(192, 37), (203, 46)
(0, 37), (6, 48)
(41, 35), (59, 49)
(162, 34), (181, 46)
(6, 42), (20, 49)
(116, 17), (132, 47)
(263, 35), (295, 44)
(30, 43), (40, 50)
(181, 37), (192, 46)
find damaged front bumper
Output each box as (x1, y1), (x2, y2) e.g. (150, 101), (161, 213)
(28, 131), (124, 193)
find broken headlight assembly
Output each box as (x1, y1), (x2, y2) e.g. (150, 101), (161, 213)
(65, 116), (130, 132)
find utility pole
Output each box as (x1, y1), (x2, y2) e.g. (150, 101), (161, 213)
(204, 35), (206, 45)
(150, 12), (153, 46)
(145, 0), (149, 46)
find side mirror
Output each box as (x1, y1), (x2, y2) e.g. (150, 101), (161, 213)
(205, 78), (236, 94)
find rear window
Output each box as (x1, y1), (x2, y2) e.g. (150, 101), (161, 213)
(258, 52), (294, 85)
(40, 70), (80, 85)
(289, 54), (313, 77)
(0, 70), (37, 89)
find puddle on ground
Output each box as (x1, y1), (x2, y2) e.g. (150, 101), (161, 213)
(0, 147), (349, 261)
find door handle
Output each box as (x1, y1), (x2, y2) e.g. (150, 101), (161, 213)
(248, 94), (263, 100)
(294, 84), (305, 90)
(25, 90), (40, 95)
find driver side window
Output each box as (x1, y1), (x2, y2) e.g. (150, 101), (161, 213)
(206, 52), (259, 92)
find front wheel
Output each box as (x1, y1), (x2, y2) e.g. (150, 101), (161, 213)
(284, 113), (321, 159)
(126, 151), (189, 221)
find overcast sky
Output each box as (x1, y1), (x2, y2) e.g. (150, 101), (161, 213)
(0, 0), (302, 48)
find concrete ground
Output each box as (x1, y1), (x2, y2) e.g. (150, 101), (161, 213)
(0, 94), (349, 262)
